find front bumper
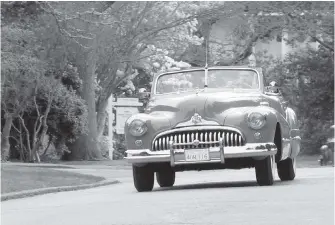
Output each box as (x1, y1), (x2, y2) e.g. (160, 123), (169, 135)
(125, 140), (277, 167)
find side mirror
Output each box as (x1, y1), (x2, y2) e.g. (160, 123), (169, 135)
(138, 88), (150, 100)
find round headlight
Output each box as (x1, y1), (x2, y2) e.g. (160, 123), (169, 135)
(128, 119), (148, 137)
(247, 112), (266, 129)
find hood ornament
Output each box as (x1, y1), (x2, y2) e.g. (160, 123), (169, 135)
(191, 113), (202, 125)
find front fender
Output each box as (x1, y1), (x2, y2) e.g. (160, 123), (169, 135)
(125, 111), (174, 150)
(222, 106), (281, 144)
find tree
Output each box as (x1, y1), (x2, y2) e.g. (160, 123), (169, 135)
(267, 47), (334, 154)
(188, 1), (334, 66)
(1, 2), (88, 162)
(1, 13), (47, 161)
(39, 1), (227, 160)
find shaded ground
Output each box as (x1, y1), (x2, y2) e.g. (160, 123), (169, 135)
(1, 167), (333, 225)
(48, 154), (323, 169)
(1, 164), (105, 194)
(0, 154), (325, 195)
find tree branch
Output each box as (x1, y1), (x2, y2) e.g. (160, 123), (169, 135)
(309, 34), (334, 52)
(18, 115), (31, 154)
(11, 122), (21, 134)
(42, 136), (53, 156)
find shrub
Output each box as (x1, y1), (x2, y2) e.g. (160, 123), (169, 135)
(267, 47), (334, 154)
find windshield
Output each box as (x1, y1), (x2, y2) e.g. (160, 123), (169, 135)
(156, 70), (205, 94)
(208, 69), (259, 89)
(155, 69), (259, 94)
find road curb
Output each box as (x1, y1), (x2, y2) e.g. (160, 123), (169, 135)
(1, 179), (120, 202)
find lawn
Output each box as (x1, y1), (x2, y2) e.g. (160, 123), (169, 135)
(1, 164), (105, 194)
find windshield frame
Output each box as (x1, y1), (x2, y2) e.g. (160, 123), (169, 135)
(152, 67), (262, 96)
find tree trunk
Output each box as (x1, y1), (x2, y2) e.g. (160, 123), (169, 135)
(66, 40), (103, 161)
(1, 113), (13, 161)
(42, 136), (52, 156)
(96, 97), (109, 139)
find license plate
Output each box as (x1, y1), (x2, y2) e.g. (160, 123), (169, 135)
(185, 149), (210, 162)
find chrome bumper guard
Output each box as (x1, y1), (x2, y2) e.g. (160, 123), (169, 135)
(125, 140), (277, 167)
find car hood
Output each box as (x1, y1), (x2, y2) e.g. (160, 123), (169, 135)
(149, 91), (265, 127)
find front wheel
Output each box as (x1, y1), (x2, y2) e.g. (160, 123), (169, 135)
(156, 167), (175, 188)
(255, 156), (275, 186)
(133, 164), (154, 192)
(277, 157), (296, 181)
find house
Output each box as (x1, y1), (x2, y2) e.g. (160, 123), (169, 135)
(209, 13), (321, 63)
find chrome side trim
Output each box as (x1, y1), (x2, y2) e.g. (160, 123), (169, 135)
(260, 101), (269, 106)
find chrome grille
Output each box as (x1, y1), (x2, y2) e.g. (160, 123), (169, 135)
(152, 128), (244, 151)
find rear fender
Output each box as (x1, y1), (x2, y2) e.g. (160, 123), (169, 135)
(285, 107), (301, 158)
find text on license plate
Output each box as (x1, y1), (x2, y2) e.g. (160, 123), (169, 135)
(185, 149), (210, 161)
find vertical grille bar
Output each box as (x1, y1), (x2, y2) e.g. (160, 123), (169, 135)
(227, 132), (229, 146)
(163, 138), (166, 149)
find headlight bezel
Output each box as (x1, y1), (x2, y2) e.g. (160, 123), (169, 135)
(128, 119), (148, 137)
(246, 111), (267, 130)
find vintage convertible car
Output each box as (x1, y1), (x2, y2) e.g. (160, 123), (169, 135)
(125, 66), (301, 192)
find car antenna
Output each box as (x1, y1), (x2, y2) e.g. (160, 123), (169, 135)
(204, 39), (208, 88)
(205, 39), (208, 69)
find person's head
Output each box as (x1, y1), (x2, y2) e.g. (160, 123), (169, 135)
(125, 89), (132, 96)
(321, 145), (329, 152)
(270, 81), (278, 87)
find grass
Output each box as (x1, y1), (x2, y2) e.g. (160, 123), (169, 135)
(1, 164), (105, 194)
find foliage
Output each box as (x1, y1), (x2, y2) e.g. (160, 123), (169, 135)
(2, 1), (333, 161)
(112, 132), (126, 160)
(195, 1), (334, 67)
(46, 77), (88, 145)
(33, 1), (229, 160)
(267, 47), (334, 154)
(98, 135), (110, 159)
(1, 3), (88, 162)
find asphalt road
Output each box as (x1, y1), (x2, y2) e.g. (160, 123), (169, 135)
(1, 166), (334, 225)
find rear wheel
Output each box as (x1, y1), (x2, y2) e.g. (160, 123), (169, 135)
(255, 156), (275, 186)
(277, 157), (296, 181)
(133, 164), (154, 192)
(156, 165), (175, 187)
